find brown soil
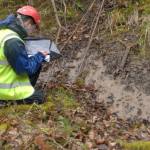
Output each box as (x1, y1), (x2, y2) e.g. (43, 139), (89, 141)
(40, 30), (150, 122)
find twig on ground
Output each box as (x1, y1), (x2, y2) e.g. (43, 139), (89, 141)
(51, 138), (68, 150)
(119, 40), (133, 70)
(114, 40), (138, 76)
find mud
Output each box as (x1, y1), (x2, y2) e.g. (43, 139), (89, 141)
(103, 33), (150, 96)
(39, 5), (150, 122)
(61, 44), (149, 121)
(39, 29), (150, 122)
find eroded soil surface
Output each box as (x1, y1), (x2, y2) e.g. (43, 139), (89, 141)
(39, 29), (150, 122)
(1, 0), (150, 149)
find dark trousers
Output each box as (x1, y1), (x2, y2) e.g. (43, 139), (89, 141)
(0, 67), (45, 107)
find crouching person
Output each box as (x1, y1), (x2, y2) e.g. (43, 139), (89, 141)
(0, 6), (48, 107)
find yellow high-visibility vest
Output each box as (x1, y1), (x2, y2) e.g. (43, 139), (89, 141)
(0, 29), (34, 100)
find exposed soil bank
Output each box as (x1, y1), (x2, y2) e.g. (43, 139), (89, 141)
(40, 32), (150, 122)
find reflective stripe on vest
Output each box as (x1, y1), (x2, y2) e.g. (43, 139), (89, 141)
(0, 33), (20, 46)
(0, 82), (31, 89)
(0, 60), (8, 65)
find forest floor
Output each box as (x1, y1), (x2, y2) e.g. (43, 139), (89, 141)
(0, 0), (150, 149)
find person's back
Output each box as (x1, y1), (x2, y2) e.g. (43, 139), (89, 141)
(0, 6), (48, 107)
(0, 28), (35, 100)
(0, 14), (15, 27)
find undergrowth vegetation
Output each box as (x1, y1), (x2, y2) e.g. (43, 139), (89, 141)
(0, 86), (82, 149)
(120, 141), (150, 150)
(107, 0), (150, 57)
(0, 0), (150, 149)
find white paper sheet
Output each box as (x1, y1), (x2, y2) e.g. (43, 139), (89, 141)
(25, 39), (61, 62)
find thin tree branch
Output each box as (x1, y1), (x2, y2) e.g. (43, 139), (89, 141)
(50, 0), (62, 28)
(77, 0), (105, 74)
(60, 0), (96, 51)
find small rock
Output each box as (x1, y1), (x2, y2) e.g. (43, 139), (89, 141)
(98, 144), (108, 150)
(107, 94), (114, 105)
(109, 142), (117, 148)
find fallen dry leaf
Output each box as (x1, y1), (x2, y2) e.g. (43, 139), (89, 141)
(34, 135), (51, 150)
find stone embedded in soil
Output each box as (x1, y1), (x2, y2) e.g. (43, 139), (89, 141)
(98, 144), (108, 150)
(107, 94), (114, 105)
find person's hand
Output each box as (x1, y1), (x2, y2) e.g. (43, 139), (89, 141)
(39, 50), (49, 56)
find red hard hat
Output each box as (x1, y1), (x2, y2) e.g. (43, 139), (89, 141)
(17, 5), (41, 26)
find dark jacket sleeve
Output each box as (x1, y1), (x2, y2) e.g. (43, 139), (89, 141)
(4, 38), (45, 75)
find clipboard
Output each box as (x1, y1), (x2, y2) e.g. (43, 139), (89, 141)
(25, 37), (61, 62)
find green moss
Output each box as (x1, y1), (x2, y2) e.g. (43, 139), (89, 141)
(0, 105), (30, 117)
(75, 77), (85, 87)
(0, 101), (55, 120)
(47, 87), (79, 110)
(120, 141), (150, 150)
(41, 101), (55, 112)
(0, 123), (9, 134)
(0, 86), (77, 120)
